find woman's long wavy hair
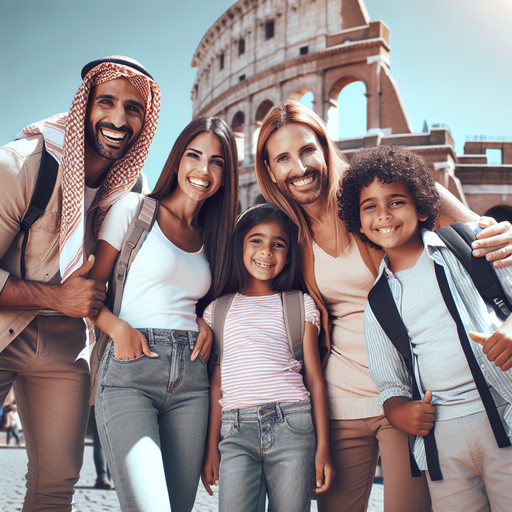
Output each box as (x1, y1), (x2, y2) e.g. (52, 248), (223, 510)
(149, 117), (239, 304)
(255, 100), (349, 246)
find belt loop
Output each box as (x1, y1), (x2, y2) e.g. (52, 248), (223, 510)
(188, 331), (195, 351)
(147, 328), (154, 348)
(234, 409), (240, 429)
(276, 403), (284, 423)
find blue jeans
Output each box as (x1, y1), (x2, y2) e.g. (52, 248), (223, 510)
(219, 399), (316, 512)
(95, 329), (209, 512)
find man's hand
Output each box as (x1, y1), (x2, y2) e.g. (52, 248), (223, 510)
(469, 321), (512, 372)
(472, 218), (512, 267)
(384, 392), (435, 437)
(192, 317), (213, 362)
(50, 255), (106, 318)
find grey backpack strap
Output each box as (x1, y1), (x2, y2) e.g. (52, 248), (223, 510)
(281, 290), (305, 362)
(111, 196), (159, 317)
(210, 293), (236, 366)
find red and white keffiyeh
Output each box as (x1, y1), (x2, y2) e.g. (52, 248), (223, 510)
(18, 61), (161, 281)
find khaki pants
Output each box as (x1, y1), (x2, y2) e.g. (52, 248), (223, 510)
(0, 316), (90, 512)
(317, 415), (431, 512)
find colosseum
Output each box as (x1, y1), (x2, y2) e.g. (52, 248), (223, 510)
(191, 0), (512, 221)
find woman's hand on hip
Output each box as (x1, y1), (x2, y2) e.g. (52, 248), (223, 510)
(193, 317), (213, 362)
(111, 320), (159, 360)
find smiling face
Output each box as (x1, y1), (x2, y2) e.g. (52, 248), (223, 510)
(265, 123), (328, 206)
(85, 77), (145, 162)
(359, 178), (427, 268)
(242, 220), (289, 294)
(175, 132), (225, 204)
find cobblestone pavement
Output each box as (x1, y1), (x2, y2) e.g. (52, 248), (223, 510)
(0, 443), (383, 511)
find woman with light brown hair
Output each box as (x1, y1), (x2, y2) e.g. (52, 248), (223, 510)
(255, 100), (512, 512)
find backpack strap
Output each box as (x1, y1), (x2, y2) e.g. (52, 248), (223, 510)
(281, 290), (305, 362)
(19, 142), (59, 280)
(436, 222), (511, 321)
(210, 294), (236, 366)
(368, 274), (443, 481)
(110, 196), (159, 317)
(434, 262), (511, 449)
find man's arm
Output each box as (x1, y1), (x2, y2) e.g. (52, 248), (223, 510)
(0, 256), (106, 318)
(436, 184), (512, 266)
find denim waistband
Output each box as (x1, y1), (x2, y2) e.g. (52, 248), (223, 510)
(136, 328), (198, 350)
(222, 399), (311, 425)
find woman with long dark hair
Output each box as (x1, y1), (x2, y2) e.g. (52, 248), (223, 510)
(89, 116), (238, 512)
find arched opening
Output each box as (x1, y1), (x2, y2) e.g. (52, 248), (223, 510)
(252, 100), (274, 155)
(337, 81), (367, 139)
(299, 92), (314, 111)
(327, 78), (367, 141)
(485, 206), (512, 224)
(232, 111), (245, 164)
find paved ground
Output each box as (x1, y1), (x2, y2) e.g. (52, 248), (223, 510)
(0, 438), (383, 511)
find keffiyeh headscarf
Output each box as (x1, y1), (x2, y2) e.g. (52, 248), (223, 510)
(17, 57), (161, 281)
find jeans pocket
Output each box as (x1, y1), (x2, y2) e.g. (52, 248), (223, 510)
(220, 421), (235, 441)
(197, 355), (208, 368)
(283, 411), (315, 435)
(112, 353), (146, 362)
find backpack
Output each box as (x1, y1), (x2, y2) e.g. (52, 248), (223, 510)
(209, 290), (305, 367)
(89, 195), (159, 403)
(435, 222), (512, 320)
(19, 141), (58, 280)
(367, 222), (512, 481)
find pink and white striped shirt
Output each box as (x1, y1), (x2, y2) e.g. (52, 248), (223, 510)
(203, 293), (320, 411)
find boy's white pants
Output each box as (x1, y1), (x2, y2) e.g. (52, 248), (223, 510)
(426, 405), (512, 512)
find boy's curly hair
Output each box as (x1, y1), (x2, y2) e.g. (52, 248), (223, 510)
(339, 145), (440, 248)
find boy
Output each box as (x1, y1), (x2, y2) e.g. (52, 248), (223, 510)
(340, 145), (512, 512)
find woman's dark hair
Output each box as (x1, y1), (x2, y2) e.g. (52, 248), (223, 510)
(223, 203), (302, 295)
(339, 145), (440, 249)
(150, 117), (239, 301)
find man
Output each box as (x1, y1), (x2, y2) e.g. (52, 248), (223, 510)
(254, 100), (512, 512)
(0, 56), (160, 511)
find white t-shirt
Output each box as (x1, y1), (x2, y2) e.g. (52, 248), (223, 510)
(98, 193), (211, 330)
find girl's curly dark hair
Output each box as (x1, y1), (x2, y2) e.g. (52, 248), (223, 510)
(339, 145), (440, 248)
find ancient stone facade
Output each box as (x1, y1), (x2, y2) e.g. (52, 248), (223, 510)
(191, 0), (512, 219)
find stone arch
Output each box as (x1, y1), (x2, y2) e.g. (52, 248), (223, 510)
(231, 110), (245, 164)
(327, 75), (368, 141)
(485, 205), (512, 224)
(252, 99), (274, 155)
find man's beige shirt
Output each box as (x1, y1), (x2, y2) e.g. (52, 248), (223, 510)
(0, 135), (98, 352)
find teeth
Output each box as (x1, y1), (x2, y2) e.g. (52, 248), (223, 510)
(189, 177), (210, 188)
(377, 227), (397, 234)
(101, 129), (126, 142)
(292, 176), (314, 187)
(254, 260), (273, 268)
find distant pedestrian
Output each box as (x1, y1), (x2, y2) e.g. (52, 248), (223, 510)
(5, 404), (21, 446)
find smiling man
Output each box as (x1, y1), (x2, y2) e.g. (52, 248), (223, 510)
(0, 56), (160, 512)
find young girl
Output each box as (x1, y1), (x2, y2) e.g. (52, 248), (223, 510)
(201, 203), (334, 512)
(88, 116), (239, 512)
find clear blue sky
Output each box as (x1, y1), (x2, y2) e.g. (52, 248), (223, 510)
(1, 0), (510, 188)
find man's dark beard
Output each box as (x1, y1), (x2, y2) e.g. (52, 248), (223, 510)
(85, 121), (135, 161)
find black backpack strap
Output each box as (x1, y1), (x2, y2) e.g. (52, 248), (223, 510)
(20, 142), (59, 279)
(281, 290), (305, 362)
(368, 274), (443, 481)
(435, 263), (511, 449)
(436, 223), (512, 321)
(210, 294), (236, 367)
